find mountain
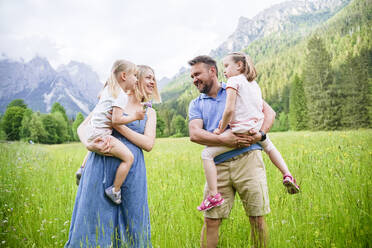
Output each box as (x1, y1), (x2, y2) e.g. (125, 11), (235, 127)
(157, 77), (171, 91)
(0, 57), (103, 117)
(209, 0), (350, 58)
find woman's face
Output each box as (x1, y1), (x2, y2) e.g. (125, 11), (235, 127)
(140, 69), (156, 96)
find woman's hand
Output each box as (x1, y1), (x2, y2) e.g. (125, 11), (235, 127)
(87, 136), (112, 155)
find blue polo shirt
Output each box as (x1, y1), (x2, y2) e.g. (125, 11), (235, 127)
(188, 82), (262, 164)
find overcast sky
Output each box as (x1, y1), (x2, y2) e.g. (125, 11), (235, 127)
(0, 0), (286, 81)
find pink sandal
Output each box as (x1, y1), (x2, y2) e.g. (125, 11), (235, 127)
(283, 174), (300, 194)
(197, 193), (225, 211)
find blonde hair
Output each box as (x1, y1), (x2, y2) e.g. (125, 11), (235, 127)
(227, 52), (257, 82)
(105, 59), (137, 98)
(135, 65), (162, 103)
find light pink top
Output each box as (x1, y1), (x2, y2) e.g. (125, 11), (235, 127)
(226, 74), (264, 133)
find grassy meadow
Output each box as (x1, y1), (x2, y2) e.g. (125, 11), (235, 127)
(0, 130), (371, 247)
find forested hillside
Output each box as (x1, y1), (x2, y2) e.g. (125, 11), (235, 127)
(155, 0), (371, 137)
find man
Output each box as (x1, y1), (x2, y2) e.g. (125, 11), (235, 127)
(188, 55), (275, 248)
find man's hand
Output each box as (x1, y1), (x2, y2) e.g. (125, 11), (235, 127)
(235, 129), (262, 147)
(218, 130), (239, 147)
(87, 136), (112, 156)
(213, 128), (222, 135)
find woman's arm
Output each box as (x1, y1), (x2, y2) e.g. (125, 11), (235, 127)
(217, 88), (237, 133)
(112, 108), (156, 152)
(77, 112), (93, 147)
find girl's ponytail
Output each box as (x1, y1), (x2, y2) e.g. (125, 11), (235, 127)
(244, 54), (257, 82)
(107, 71), (120, 99)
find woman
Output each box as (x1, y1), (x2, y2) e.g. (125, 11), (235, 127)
(65, 65), (161, 248)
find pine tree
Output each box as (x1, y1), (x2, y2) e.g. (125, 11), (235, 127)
(289, 74), (308, 130)
(303, 35), (340, 130)
(156, 116), (165, 138)
(339, 48), (372, 128)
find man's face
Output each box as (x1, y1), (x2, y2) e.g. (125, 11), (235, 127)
(190, 63), (214, 94)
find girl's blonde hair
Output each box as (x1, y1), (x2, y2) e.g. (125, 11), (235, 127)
(135, 65), (162, 103)
(227, 52), (257, 82)
(105, 59), (137, 98)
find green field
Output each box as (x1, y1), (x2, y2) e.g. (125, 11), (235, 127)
(0, 130), (371, 247)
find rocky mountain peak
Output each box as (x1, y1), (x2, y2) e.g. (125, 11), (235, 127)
(0, 57), (103, 117)
(209, 0), (350, 58)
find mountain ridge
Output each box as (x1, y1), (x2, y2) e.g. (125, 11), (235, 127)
(0, 56), (103, 117)
(209, 0), (350, 58)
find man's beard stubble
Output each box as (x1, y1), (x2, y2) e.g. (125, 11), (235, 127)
(199, 79), (213, 95)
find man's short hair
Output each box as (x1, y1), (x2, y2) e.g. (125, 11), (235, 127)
(188, 55), (218, 76)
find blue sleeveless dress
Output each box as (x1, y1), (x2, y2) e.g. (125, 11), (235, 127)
(65, 115), (151, 248)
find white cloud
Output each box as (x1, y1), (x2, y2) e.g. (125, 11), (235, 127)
(0, 0), (285, 81)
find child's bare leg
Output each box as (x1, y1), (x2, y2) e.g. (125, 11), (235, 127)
(262, 138), (299, 194)
(203, 159), (218, 196)
(201, 145), (233, 196)
(107, 136), (134, 192)
(261, 139), (290, 176)
(266, 148), (290, 176)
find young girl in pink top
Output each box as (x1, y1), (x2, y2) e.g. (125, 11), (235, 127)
(198, 52), (299, 211)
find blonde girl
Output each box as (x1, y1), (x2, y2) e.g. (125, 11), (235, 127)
(76, 59), (146, 205)
(198, 52), (299, 211)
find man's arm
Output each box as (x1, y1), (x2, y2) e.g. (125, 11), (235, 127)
(189, 119), (239, 147)
(261, 100), (276, 133)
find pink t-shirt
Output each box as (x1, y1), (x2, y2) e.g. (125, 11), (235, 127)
(226, 74), (264, 133)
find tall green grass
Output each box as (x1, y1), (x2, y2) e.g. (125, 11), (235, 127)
(0, 130), (371, 247)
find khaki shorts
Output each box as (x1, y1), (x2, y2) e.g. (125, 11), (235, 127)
(204, 150), (270, 219)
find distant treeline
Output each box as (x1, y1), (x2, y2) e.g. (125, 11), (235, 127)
(0, 99), (84, 144)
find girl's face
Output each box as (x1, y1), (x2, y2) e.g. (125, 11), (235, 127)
(140, 69), (156, 96)
(120, 71), (138, 91)
(223, 56), (241, 79)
